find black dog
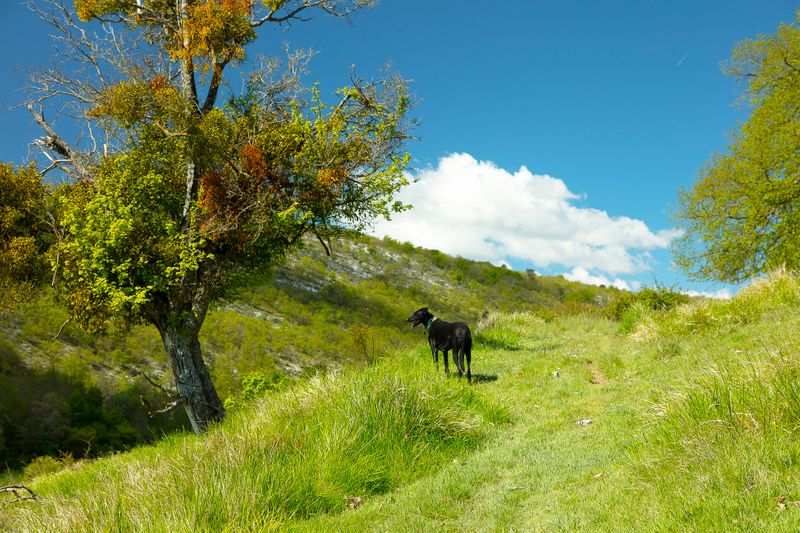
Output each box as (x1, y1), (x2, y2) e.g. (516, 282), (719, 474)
(407, 307), (472, 381)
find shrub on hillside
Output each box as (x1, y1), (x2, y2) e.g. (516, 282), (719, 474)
(629, 270), (800, 340)
(475, 312), (538, 350)
(607, 287), (690, 321)
(22, 455), (63, 479)
(0, 373), (172, 468)
(224, 369), (286, 410)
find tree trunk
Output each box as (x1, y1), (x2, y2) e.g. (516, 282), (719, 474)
(158, 325), (226, 435)
(147, 277), (226, 435)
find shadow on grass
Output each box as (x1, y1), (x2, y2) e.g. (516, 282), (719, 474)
(476, 343), (525, 352)
(474, 334), (525, 352)
(532, 341), (563, 352)
(470, 374), (499, 383)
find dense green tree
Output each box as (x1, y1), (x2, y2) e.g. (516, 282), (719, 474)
(27, 0), (412, 433)
(0, 163), (51, 311)
(674, 13), (800, 283)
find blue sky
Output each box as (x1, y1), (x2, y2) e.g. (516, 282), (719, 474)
(1, 1), (798, 296)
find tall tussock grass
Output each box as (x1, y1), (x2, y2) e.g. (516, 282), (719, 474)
(475, 311), (542, 350)
(634, 347), (800, 527)
(629, 268), (800, 340)
(4, 358), (506, 532)
(651, 350), (800, 442)
(637, 269), (800, 449)
(628, 269), (800, 528)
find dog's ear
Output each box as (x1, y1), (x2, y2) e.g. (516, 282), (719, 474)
(420, 307), (428, 313)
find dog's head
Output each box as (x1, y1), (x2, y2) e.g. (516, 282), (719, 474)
(406, 307), (433, 328)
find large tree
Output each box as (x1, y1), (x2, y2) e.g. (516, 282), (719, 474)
(674, 13), (800, 283)
(27, 0), (413, 434)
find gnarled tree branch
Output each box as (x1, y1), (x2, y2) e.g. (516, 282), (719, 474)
(0, 485), (37, 505)
(140, 373), (187, 417)
(28, 104), (91, 181)
(251, 0), (375, 27)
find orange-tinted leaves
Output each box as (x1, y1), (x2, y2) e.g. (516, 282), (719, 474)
(240, 143), (267, 181)
(150, 75), (171, 94)
(198, 171), (228, 218)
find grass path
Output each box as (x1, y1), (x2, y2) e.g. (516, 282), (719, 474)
(297, 316), (652, 531)
(298, 309), (800, 531)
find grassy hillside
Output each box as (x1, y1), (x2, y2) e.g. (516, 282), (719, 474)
(5, 269), (800, 530)
(0, 234), (616, 469)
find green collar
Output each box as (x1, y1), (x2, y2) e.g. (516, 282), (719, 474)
(425, 317), (437, 331)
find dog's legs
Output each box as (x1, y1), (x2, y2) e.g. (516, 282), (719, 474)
(454, 348), (463, 377)
(466, 346), (472, 382)
(443, 350), (450, 375)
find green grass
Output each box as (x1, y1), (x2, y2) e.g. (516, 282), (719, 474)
(2, 353), (507, 531)
(7, 270), (800, 530)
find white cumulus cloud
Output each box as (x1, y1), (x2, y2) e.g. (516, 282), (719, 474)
(371, 153), (679, 280)
(562, 267), (639, 291)
(683, 288), (733, 299)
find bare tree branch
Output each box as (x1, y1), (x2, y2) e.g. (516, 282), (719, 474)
(140, 394), (187, 416)
(312, 225), (332, 256)
(28, 104), (93, 181)
(140, 373), (187, 417)
(251, 0), (375, 27)
(252, 2), (322, 27)
(53, 317), (71, 339)
(0, 485), (37, 505)
(202, 53), (234, 113)
(176, 0), (199, 229)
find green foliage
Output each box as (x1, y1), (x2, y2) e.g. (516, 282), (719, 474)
(241, 369), (283, 399)
(225, 369), (285, 409)
(0, 297), (187, 470)
(617, 302), (647, 334)
(0, 163), (50, 310)
(0, 364), (163, 469)
(607, 286), (690, 322)
(474, 312), (530, 351)
(675, 14), (800, 283)
(564, 286), (593, 305)
(22, 456), (64, 480)
(427, 249), (449, 269)
(57, 135), (192, 332)
(73, 0), (127, 22)
(607, 285), (689, 334)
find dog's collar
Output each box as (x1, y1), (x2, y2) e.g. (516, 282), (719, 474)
(425, 317), (437, 331)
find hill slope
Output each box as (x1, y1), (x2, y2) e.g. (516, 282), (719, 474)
(5, 271), (800, 530)
(0, 234), (616, 468)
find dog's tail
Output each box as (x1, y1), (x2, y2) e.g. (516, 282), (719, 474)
(464, 330), (472, 381)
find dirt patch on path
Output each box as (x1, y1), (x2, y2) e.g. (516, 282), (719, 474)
(586, 360), (606, 384)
